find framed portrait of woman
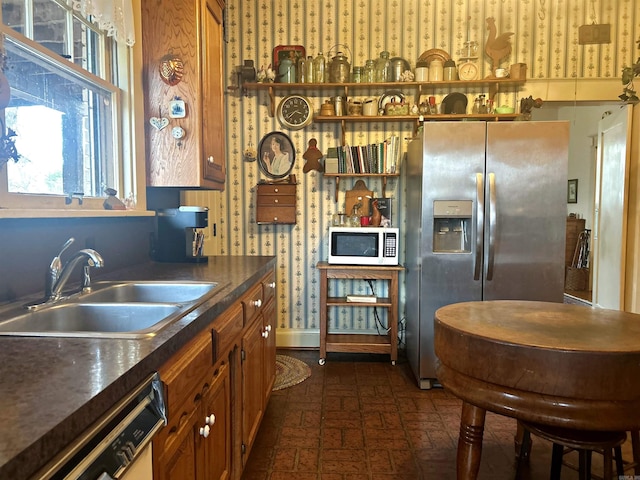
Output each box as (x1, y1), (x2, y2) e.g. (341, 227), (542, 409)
(258, 132), (295, 179)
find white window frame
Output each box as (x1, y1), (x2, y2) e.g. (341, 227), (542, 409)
(0, 0), (149, 218)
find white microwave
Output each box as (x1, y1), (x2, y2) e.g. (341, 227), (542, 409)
(328, 227), (399, 265)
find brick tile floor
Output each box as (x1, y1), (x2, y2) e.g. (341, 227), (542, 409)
(241, 350), (637, 480)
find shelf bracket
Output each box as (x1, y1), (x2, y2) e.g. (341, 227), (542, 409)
(334, 176), (341, 202)
(381, 176), (388, 198)
(340, 120), (346, 146)
(267, 86), (275, 117)
(489, 82), (500, 103)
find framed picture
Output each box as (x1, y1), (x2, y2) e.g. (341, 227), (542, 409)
(273, 45), (306, 70)
(567, 179), (578, 204)
(169, 98), (186, 118)
(258, 132), (296, 179)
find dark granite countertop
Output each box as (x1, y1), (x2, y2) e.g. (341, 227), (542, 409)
(0, 255), (276, 480)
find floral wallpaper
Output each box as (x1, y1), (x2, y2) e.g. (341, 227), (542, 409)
(216, 0), (640, 347)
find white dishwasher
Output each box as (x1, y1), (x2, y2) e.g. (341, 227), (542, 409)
(35, 372), (166, 480)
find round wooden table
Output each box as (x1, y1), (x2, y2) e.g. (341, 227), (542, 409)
(434, 300), (640, 480)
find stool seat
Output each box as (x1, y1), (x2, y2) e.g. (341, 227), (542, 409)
(518, 422), (627, 480)
(523, 422), (627, 450)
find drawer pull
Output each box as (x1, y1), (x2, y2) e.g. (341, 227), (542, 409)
(205, 413), (216, 425)
(252, 299), (262, 308)
(199, 424), (210, 438)
(207, 156), (214, 164)
(273, 217), (278, 221)
(274, 199), (279, 203)
(274, 188), (279, 193)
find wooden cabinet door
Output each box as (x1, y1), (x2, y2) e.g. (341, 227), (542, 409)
(241, 317), (264, 465)
(201, 361), (231, 480)
(201, 0), (226, 187)
(154, 406), (198, 480)
(262, 297), (276, 399)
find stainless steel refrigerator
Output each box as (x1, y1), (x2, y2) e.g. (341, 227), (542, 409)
(405, 121), (569, 389)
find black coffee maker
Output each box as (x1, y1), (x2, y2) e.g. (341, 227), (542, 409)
(154, 206), (208, 262)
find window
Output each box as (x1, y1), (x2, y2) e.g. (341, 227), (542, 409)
(0, 0), (134, 211)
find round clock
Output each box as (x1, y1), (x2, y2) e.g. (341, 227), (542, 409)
(276, 95), (313, 130)
(458, 61), (479, 81)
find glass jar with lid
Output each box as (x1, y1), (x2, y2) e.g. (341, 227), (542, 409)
(351, 66), (362, 83)
(374, 51), (391, 82)
(363, 59), (375, 83)
(329, 51), (351, 83)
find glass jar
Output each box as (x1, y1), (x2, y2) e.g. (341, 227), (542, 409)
(305, 56), (314, 83)
(313, 52), (326, 83)
(297, 56), (308, 83)
(351, 66), (362, 83)
(329, 52), (351, 83)
(374, 50), (391, 83)
(363, 59), (375, 83)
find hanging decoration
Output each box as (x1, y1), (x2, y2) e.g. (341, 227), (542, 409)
(71, 0), (135, 46)
(0, 118), (20, 169)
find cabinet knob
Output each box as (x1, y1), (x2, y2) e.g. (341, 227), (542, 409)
(207, 156), (214, 164)
(205, 413), (216, 425)
(252, 299), (262, 308)
(262, 329), (269, 338)
(265, 324), (272, 332)
(273, 217), (278, 221)
(199, 425), (210, 438)
(268, 282), (276, 289)
(274, 188), (279, 193)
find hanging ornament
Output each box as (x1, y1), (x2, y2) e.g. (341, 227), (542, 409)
(159, 55), (184, 86)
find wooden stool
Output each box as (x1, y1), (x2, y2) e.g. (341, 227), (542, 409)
(516, 422), (626, 480)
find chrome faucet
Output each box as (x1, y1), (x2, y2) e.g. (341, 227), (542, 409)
(27, 238), (104, 310)
(50, 248), (104, 299)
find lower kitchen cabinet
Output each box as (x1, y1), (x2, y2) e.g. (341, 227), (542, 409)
(154, 356), (231, 480)
(240, 270), (277, 466)
(153, 269), (275, 480)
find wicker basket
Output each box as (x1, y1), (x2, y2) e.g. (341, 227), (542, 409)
(565, 267), (589, 291)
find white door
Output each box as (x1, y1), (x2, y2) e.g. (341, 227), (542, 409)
(592, 105), (632, 309)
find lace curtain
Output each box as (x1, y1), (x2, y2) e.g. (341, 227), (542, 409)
(71, 0), (135, 46)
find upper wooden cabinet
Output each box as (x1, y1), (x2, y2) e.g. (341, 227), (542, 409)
(141, 0), (226, 189)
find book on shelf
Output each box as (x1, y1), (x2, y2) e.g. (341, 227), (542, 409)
(346, 294), (377, 303)
(334, 135), (401, 175)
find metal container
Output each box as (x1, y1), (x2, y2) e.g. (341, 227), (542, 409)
(332, 96), (346, 116)
(389, 57), (410, 82)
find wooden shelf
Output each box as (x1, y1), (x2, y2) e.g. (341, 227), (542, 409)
(324, 333), (393, 355)
(322, 173), (400, 202)
(327, 296), (393, 307)
(241, 78), (526, 116)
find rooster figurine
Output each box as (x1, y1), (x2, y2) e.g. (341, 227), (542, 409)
(484, 17), (514, 76)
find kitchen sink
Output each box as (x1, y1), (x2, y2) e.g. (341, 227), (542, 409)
(0, 281), (220, 338)
(0, 303), (184, 338)
(79, 281), (219, 303)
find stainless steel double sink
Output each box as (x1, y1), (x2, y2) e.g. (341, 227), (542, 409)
(0, 281), (219, 339)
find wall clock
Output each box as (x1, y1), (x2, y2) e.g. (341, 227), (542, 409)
(458, 61), (479, 81)
(276, 95), (313, 130)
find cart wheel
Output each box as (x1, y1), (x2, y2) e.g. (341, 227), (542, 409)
(391, 360), (396, 366)
(318, 358), (326, 366)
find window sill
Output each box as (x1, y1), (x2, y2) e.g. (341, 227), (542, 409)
(0, 209), (156, 219)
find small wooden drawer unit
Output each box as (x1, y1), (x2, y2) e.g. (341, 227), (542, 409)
(256, 183), (296, 224)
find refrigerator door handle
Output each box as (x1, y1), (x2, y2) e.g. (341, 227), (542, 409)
(474, 173), (484, 281)
(486, 173), (497, 281)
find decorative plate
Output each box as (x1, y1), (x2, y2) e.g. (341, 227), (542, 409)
(418, 48), (451, 66)
(378, 90), (406, 112)
(442, 92), (468, 114)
